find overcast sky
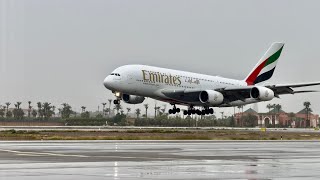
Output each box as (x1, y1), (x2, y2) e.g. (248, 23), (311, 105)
(1, 0), (320, 115)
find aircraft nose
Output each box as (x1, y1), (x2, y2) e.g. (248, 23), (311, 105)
(103, 76), (112, 89)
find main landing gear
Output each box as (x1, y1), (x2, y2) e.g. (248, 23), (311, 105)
(169, 105), (214, 116)
(168, 105), (180, 114)
(183, 107), (214, 116)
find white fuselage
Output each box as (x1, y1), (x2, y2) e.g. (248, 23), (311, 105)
(104, 65), (259, 107)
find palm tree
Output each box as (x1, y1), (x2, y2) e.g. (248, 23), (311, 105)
(105, 108), (110, 116)
(135, 108), (141, 118)
(42, 102), (54, 119)
(276, 104), (282, 113)
(102, 103), (107, 115)
(237, 105), (244, 114)
(58, 108), (62, 117)
(0, 106), (5, 117)
(52, 105), (56, 117)
(81, 106), (86, 113)
(266, 104), (272, 113)
(108, 99), (112, 115)
(61, 103), (73, 119)
(37, 102), (42, 118)
(288, 112), (295, 127)
(126, 107), (131, 116)
(220, 112), (224, 120)
(144, 104), (149, 118)
(236, 105), (244, 125)
(28, 101), (32, 117)
(275, 104), (282, 113)
(154, 105), (160, 118)
(5, 102), (10, 112)
(270, 104), (282, 127)
(32, 109), (37, 118)
(237, 105), (241, 113)
(114, 104), (122, 114)
(303, 101), (311, 127)
(15, 102), (22, 109)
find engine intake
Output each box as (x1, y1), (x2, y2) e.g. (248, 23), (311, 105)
(199, 90), (224, 105)
(122, 94), (145, 104)
(250, 86), (274, 101)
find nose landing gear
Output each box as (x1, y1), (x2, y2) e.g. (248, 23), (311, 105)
(113, 99), (120, 105)
(113, 91), (122, 105)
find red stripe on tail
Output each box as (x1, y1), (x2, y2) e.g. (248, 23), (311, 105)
(245, 59), (268, 85)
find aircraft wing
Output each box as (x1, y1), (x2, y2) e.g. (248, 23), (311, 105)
(160, 82), (320, 105)
(160, 88), (251, 104)
(220, 82), (320, 98)
(265, 81), (320, 95)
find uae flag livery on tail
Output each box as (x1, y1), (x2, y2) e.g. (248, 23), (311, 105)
(245, 42), (284, 85)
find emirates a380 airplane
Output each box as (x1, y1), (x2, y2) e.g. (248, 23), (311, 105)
(104, 42), (320, 115)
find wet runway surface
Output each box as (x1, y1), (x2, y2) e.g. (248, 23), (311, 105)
(1, 140), (320, 179)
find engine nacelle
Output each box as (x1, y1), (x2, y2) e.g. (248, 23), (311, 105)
(199, 90), (224, 105)
(122, 94), (145, 104)
(250, 86), (274, 101)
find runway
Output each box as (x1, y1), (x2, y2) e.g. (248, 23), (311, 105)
(1, 141), (320, 179)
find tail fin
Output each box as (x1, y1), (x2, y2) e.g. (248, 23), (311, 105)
(244, 42), (284, 85)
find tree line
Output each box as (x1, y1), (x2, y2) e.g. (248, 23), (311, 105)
(0, 100), (316, 128)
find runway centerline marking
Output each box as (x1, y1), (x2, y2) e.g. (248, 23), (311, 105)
(0, 149), (89, 158)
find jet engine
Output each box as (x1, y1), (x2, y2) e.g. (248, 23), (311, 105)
(199, 90), (224, 105)
(122, 94), (145, 104)
(250, 86), (274, 101)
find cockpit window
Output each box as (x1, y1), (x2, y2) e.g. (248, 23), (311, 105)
(110, 73), (120, 76)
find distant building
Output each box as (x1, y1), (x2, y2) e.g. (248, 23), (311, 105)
(235, 108), (319, 128)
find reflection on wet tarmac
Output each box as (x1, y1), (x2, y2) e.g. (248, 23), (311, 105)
(0, 140), (320, 179)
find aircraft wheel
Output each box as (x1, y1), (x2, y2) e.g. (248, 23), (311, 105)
(196, 110), (202, 115)
(209, 108), (214, 114)
(113, 100), (119, 105)
(176, 108), (180, 113)
(201, 110), (206, 115)
(168, 109), (173, 114)
(183, 110), (188, 115)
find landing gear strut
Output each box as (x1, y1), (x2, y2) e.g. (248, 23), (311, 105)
(168, 105), (180, 114)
